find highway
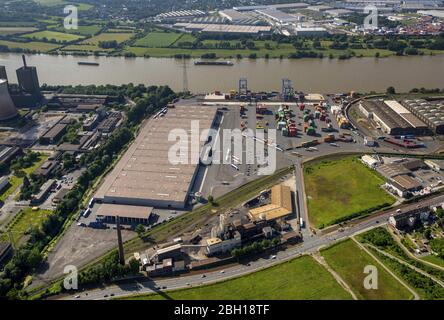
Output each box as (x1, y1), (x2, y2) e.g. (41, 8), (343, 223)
(63, 193), (444, 300)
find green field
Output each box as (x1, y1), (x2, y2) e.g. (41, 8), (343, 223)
(0, 40), (60, 52)
(49, 24), (103, 36)
(0, 153), (49, 202)
(420, 255), (444, 268)
(321, 239), (413, 300)
(0, 27), (38, 36)
(22, 30), (84, 42)
(82, 32), (134, 45)
(2, 208), (52, 245)
(122, 256), (352, 300)
(133, 32), (182, 48)
(304, 156), (395, 228)
(62, 44), (112, 52)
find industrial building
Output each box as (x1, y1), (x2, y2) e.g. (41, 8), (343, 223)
(174, 23), (272, 35)
(248, 184), (293, 222)
(219, 9), (250, 23)
(0, 66), (7, 81)
(294, 26), (328, 36)
(0, 176), (9, 192)
(96, 204), (153, 225)
(95, 105), (218, 209)
(233, 2), (308, 11)
(387, 174), (423, 197)
(13, 55), (42, 107)
(256, 8), (301, 24)
(0, 145), (22, 166)
(359, 100), (428, 135)
(40, 123), (68, 144)
(31, 179), (56, 204)
(401, 99), (444, 134)
(0, 79), (19, 121)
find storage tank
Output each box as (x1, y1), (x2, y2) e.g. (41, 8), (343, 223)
(0, 79), (18, 121)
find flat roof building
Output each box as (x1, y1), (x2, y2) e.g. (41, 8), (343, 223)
(256, 8), (300, 24)
(174, 23), (272, 34)
(249, 184), (293, 221)
(95, 105), (218, 209)
(401, 99), (444, 134)
(96, 203), (153, 225)
(359, 100), (427, 135)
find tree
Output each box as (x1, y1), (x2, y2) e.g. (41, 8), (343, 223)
(423, 228), (432, 240)
(386, 86), (396, 94)
(128, 258), (140, 274)
(207, 195), (214, 204)
(135, 224), (145, 237)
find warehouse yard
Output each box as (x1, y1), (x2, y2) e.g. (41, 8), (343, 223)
(304, 155), (395, 228)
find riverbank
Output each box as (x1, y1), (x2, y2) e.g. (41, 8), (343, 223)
(1, 52), (444, 93)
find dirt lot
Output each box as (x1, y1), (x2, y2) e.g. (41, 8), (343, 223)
(31, 223), (135, 287)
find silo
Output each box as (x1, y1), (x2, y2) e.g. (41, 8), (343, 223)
(0, 79), (18, 121)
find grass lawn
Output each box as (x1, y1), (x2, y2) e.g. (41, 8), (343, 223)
(304, 156), (395, 228)
(0, 40), (60, 52)
(133, 32), (182, 48)
(82, 32), (134, 45)
(420, 255), (444, 268)
(0, 153), (49, 202)
(22, 30), (84, 42)
(121, 255), (352, 300)
(321, 239), (413, 300)
(2, 208), (52, 245)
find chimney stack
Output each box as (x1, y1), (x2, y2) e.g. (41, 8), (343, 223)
(22, 55), (27, 68)
(116, 216), (125, 265)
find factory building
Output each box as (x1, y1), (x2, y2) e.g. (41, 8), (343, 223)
(0, 66), (7, 81)
(401, 99), (444, 134)
(256, 8), (301, 24)
(0, 79), (19, 121)
(31, 179), (56, 204)
(174, 23), (272, 35)
(95, 105), (219, 209)
(96, 204), (153, 225)
(15, 55), (41, 99)
(233, 3), (308, 11)
(40, 123), (68, 144)
(248, 184), (293, 222)
(219, 9), (250, 23)
(294, 26), (328, 36)
(359, 100), (427, 135)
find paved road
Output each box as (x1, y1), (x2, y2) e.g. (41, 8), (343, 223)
(62, 193), (444, 300)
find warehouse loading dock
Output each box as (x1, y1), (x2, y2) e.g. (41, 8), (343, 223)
(94, 105), (219, 209)
(96, 204), (153, 225)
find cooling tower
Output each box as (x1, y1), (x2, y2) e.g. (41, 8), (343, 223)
(0, 79), (18, 121)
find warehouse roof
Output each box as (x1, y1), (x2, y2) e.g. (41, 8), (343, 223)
(390, 174), (422, 191)
(360, 100), (412, 130)
(249, 184), (293, 221)
(95, 105), (218, 205)
(96, 204), (153, 219)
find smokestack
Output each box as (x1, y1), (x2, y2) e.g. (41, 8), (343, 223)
(22, 55), (27, 68)
(116, 216), (125, 265)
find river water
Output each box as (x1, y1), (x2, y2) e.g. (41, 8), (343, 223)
(0, 53), (443, 93)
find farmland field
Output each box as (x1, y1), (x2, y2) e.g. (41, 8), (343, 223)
(82, 32), (134, 45)
(121, 255), (352, 300)
(22, 30), (84, 42)
(0, 40), (60, 52)
(133, 32), (182, 48)
(304, 156), (395, 228)
(0, 27), (38, 36)
(49, 24), (103, 36)
(321, 239), (413, 300)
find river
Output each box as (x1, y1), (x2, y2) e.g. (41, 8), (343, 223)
(0, 53), (443, 93)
